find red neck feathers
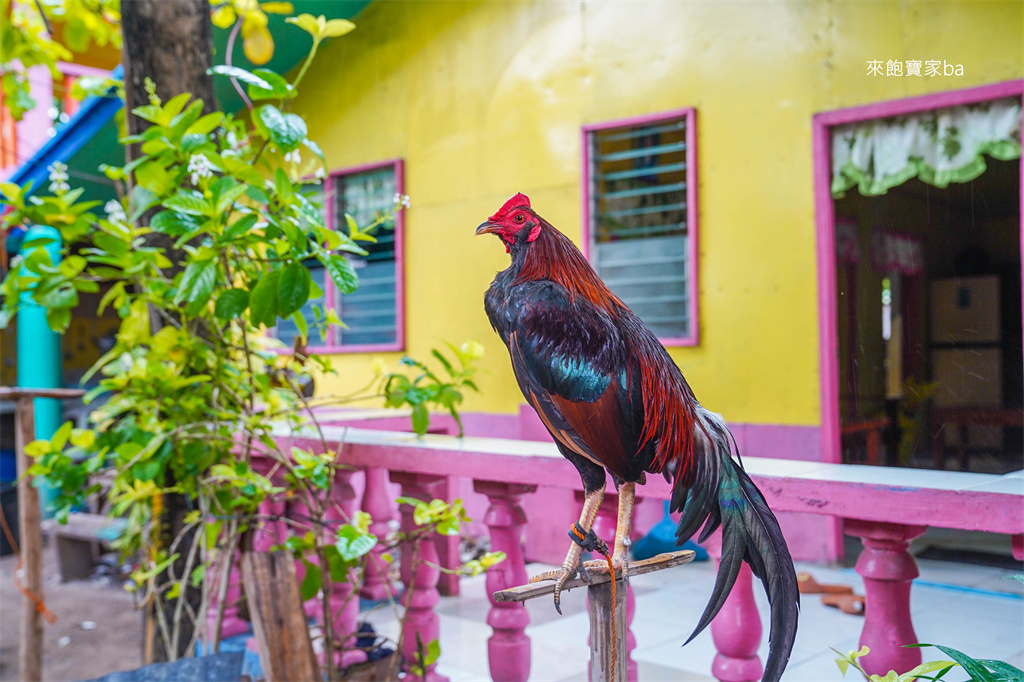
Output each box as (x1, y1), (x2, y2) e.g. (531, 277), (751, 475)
(512, 219), (625, 314)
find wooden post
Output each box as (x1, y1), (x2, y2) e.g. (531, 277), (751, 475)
(0, 386), (87, 682)
(16, 395), (42, 682)
(241, 551), (319, 682)
(587, 574), (628, 682)
(493, 550), (694, 682)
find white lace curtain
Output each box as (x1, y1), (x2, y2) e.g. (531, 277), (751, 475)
(831, 97), (1022, 198)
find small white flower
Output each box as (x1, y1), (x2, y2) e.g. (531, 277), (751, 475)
(187, 154), (214, 185)
(314, 167), (326, 179)
(284, 149), (301, 164)
(47, 161), (70, 193)
(104, 200), (127, 224)
(402, 194), (411, 208)
(393, 193), (410, 208)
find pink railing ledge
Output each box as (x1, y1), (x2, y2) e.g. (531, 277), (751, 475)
(273, 424), (1024, 681)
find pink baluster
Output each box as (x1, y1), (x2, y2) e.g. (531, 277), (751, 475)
(360, 468), (395, 601)
(845, 521), (927, 677)
(253, 496), (287, 553)
(586, 492), (638, 681)
(474, 481), (537, 682)
(322, 468), (368, 670)
(705, 532), (763, 682)
(392, 472), (449, 682)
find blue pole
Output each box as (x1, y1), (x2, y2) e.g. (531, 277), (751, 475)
(15, 225), (63, 517)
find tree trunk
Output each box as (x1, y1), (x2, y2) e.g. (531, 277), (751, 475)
(122, 0), (216, 125)
(120, 0), (216, 663)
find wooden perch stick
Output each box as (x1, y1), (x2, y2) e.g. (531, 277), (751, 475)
(0, 387), (87, 400)
(493, 550), (696, 682)
(492, 549), (695, 603)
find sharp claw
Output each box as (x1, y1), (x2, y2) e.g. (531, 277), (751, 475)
(578, 563), (592, 584)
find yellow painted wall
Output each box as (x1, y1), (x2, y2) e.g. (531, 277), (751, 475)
(294, 0), (1023, 426)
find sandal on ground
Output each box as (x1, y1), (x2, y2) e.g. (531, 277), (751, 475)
(797, 572), (855, 595)
(821, 593), (865, 615)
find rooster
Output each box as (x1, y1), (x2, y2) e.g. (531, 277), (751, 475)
(477, 193), (798, 681)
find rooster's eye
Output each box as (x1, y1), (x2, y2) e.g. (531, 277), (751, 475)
(514, 214), (525, 223)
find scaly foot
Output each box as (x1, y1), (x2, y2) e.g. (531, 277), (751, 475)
(528, 543), (585, 614)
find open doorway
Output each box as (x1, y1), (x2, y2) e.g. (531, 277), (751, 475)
(831, 98), (1022, 474)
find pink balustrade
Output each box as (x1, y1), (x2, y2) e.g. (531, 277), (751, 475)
(225, 421), (1024, 681)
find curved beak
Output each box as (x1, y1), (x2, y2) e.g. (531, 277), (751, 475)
(476, 221), (500, 236)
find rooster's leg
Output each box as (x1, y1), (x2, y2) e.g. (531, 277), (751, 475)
(528, 487), (604, 614)
(611, 481), (635, 579)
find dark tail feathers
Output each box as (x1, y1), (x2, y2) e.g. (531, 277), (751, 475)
(670, 407), (799, 682)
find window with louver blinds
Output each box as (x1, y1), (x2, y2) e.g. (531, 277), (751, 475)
(585, 111), (697, 342)
(275, 163), (402, 351)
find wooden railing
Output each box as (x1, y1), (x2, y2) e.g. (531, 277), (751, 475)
(224, 423), (1023, 682)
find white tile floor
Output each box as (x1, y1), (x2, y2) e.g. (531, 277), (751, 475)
(361, 555), (1023, 681)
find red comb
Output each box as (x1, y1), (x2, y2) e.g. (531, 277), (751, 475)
(489, 193), (531, 222)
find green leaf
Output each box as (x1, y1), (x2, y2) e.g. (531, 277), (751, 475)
(431, 349), (455, 377)
(322, 18), (356, 38)
(131, 104), (163, 123)
(175, 259), (218, 315)
(302, 138), (326, 162)
(50, 421), (73, 451)
(286, 14), (322, 37)
(214, 288), (250, 321)
(164, 191), (209, 216)
(289, 310), (308, 343)
(335, 525), (377, 562)
(250, 270), (281, 328)
(135, 459), (161, 483)
(918, 645), (997, 682)
(273, 168), (293, 201)
(186, 112), (224, 136)
(207, 65), (274, 91)
(320, 254), (358, 294)
(411, 403), (429, 435)
(278, 261), (311, 317)
(256, 105), (307, 152)
(223, 214), (260, 241)
(977, 660), (1024, 680)
(0, 182), (23, 202)
(216, 184), (249, 214)
(129, 185), (160, 222)
(159, 93), (192, 126)
(299, 560), (321, 601)
(150, 210), (200, 237)
(247, 69), (293, 101)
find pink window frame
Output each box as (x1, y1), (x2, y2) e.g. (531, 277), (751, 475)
(290, 158), (406, 354)
(812, 79), (1024, 467)
(581, 107), (700, 346)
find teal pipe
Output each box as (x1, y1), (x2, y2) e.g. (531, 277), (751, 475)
(16, 225), (63, 517)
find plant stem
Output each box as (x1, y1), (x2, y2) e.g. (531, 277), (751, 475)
(387, 537), (422, 682)
(225, 16), (254, 112)
(290, 39), (320, 91)
(210, 518), (239, 653)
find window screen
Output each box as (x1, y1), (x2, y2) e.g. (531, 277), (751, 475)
(588, 115), (692, 340)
